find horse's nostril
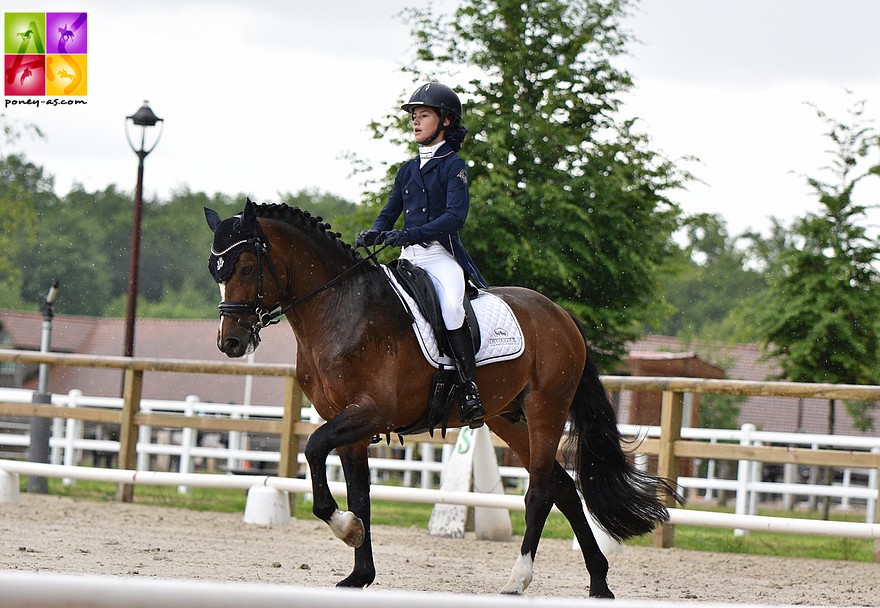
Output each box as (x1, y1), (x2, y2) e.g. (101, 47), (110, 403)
(221, 337), (241, 353)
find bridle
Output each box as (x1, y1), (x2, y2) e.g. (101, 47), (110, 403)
(216, 236), (387, 350)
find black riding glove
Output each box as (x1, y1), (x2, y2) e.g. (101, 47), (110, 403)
(382, 229), (411, 248)
(355, 228), (383, 248)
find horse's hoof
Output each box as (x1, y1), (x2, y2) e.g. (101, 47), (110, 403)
(500, 554), (532, 594)
(589, 588), (615, 599)
(336, 569), (376, 588)
(329, 510), (365, 548)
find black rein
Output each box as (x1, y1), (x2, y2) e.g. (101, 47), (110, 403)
(217, 239), (387, 347)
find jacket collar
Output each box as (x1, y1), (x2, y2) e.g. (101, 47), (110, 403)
(419, 142), (454, 176)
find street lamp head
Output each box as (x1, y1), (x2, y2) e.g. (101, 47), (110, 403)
(128, 100), (163, 127)
(125, 100), (164, 157)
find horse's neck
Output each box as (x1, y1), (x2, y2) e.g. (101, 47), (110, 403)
(284, 256), (405, 358)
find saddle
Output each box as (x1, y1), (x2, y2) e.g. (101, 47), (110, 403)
(383, 258), (481, 440)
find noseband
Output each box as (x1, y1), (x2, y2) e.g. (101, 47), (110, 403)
(216, 237), (386, 350)
(216, 237), (284, 351)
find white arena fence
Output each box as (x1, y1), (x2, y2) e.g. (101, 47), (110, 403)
(1, 386), (878, 527)
(0, 570), (834, 608)
(2, 459), (879, 541)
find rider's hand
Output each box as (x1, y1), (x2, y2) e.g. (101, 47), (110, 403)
(382, 229), (411, 248)
(355, 229), (383, 248)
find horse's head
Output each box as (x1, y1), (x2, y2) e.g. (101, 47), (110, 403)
(205, 198), (284, 358)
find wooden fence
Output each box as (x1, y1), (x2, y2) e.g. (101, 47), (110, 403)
(2, 349), (879, 557)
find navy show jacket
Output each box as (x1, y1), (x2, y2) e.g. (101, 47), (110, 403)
(372, 143), (487, 288)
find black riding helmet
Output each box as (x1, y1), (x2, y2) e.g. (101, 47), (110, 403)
(402, 82), (462, 146)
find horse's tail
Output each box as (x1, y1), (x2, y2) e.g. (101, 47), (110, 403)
(563, 316), (682, 541)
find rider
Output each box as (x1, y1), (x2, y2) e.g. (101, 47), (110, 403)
(356, 82), (487, 428)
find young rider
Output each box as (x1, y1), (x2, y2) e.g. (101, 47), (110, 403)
(356, 82), (487, 428)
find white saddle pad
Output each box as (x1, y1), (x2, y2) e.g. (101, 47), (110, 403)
(382, 265), (525, 369)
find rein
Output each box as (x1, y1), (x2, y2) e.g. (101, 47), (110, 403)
(217, 239), (388, 349)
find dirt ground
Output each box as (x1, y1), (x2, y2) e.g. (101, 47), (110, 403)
(1, 494), (877, 606)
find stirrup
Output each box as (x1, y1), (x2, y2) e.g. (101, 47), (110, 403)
(459, 390), (485, 429)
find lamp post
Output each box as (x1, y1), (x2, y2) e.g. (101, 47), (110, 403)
(123, 101), (163, 358)
(27, 279), (59, 494)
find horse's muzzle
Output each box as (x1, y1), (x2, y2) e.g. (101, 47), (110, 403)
(218, 335), (249, 358)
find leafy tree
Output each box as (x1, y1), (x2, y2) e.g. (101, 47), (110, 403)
(657, 213), (767, 342)
(755, 97), (880, 431)
(1, 155), (57, 310)
(362, 0), (686, 356)
(0, 114), (46, 308)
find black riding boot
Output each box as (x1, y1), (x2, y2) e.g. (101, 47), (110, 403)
(447, 324), (485, 428)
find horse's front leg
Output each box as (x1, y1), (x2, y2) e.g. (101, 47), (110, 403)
(335, 441), (376, 588)
(304, 403), (377, 550)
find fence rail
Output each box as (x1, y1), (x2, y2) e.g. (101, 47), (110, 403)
(1, 348), (879, 560)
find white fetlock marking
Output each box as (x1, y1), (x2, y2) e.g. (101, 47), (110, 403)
(500, 553), (533, 594)
(329, 509), (364, 548)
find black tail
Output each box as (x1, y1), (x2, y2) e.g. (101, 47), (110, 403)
(563, 320), (682, 541)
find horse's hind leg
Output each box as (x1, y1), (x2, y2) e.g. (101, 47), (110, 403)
(488, 417), (558, 595)
(551, 462), (614, 598)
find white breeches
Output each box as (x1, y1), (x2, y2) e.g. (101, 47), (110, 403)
(400, 241), (466, 329)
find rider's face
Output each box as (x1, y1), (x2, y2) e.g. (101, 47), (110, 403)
(412, 107), (446, 145)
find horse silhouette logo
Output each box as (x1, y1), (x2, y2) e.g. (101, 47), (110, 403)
(58, 25), (74, 43)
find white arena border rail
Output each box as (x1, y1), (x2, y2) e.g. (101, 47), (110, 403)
(3, 459), (879, 540)
(0, 570), (832, 608)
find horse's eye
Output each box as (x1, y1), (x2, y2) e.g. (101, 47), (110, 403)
(240, 265), (254, 277)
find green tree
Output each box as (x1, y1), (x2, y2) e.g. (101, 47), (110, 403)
(1, 155), (58, 310)
(657, 213), (767, 342)
(0, 114), (46, 308)
(363, 0), (685, 356)
(755, 98), (880, 431)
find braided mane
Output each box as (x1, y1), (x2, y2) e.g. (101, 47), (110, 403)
(254, 202), (362, 264)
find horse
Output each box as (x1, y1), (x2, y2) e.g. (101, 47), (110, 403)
(205, 199), (680, 598)
(58, 26), (74, 42)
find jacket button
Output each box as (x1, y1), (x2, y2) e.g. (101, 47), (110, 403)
(405, 188), (410, 195)
(405, 209), (410, 214)
(422, 208), (427, 212)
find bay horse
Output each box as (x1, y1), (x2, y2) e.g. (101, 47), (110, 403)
(205, 199), (679, 598)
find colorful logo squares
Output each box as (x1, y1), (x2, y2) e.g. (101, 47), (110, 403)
(4, 11), (87, 97)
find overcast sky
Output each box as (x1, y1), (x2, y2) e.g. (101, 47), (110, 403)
(7, 0), (880, 238)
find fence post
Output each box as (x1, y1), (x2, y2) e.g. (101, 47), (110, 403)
(734, 423), (755, 536)
(62, 389), (82, 485)
(137, 399), (152, 473)
(653, 390), (683, 549)
(871, 447), (879, 563)
(178, 395), (198, 493)
(705, 437), (717, 500)
(116, 368), (143, 502)
(279, 375), (303, 512)
(421, 442), (435, 489)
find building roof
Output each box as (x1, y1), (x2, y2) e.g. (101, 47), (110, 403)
(0, 309), (297, 406)
(627, 334), (879, 437)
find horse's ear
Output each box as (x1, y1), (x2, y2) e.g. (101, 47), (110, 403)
(204, 207), (222, 232)
(241, 198), (258, 231)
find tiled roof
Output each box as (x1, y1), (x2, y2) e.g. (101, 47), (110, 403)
(1, 309), (296, 406)
(627, 334), (879, 437)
